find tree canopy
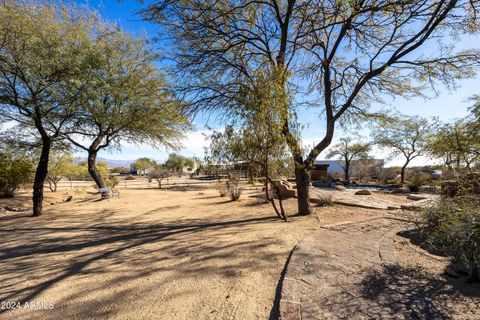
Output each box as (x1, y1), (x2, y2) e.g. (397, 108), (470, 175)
(143, 0), (480, 214)
(326, 138), (371, 181)
(373, 115), (434, 184)
(65, 25), (189, 189)
(0, 1), (107, 215)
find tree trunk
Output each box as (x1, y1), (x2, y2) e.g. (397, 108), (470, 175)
(400, 160), (410, 185)
(32, 137), (51, 217)
(344, 162), (350, 183)
(295, 166), (312, 215)
(87, 149), (106, 189)
(248, 166), (255, 184)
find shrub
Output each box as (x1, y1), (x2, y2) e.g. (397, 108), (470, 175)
(215, 180), (228, 197)
(148, 165), (171, 189)
(315, 193), (334, 207)
(408, 172), (430, 192)
(106, 175), (119, 188)
(419, 187), (480, 281)
(125, 175), (136, 180)
(227, 176), (241, 201)
(0, 154), (33, 198)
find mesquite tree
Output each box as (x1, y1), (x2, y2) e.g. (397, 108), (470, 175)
(373, 115), (434, 184)
(429, 120), (480, 171)
(66, 29), (189, 190)
(0, 2), (102, 216)
(206, 70), (293, 221)
(326, 137), (370, 182)
(143, 0), (480, 215)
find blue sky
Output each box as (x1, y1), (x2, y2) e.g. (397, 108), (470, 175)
(71, 0), (479, 166)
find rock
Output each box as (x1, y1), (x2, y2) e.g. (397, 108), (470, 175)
(64, 195), (73, 202)
(407, 195), (427, 201)
(335, 185), (346, 191)
(355, 189), (372, 195)
(4, 205), (20, 212)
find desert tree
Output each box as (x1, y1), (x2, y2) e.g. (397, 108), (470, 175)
(65, 27), (189, 190)
(326, 137), (370, 182)
(133, 157), (156, 176)
(205, 70), (294, 221)
(46, 152), (75, 192)
(164, 153), (195, 172)
(429, 120), (480, 171)
(142, 0), (480, 215)
(0, 2), (105, 216)
(373, 115), (434, 184)
(0, 152), (34, 198)
(148, 163), (173, 189)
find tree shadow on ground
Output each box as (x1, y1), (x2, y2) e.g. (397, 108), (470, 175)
(397, 228), (480, 287)
(0, 211), (283, 319)
(359, 264), (480, 319)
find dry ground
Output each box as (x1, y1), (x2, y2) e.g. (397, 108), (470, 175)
(0, 185), (390, 320)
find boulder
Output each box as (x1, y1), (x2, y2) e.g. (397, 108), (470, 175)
(354, 189), (372, 195)
(335, 185), (346, 191)
(63, 195), (73, 202)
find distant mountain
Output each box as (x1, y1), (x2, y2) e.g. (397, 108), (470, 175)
(73, 157), (133, 168)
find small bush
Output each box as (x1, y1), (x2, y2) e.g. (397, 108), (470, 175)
(227, 176), (242, 201)
(315, 193), (334, 207)
(106, 175), (119, 188)
(408, 172), (431, 192)
(215, 180), (228, 197)
(125, 175), (136, 180)
(0, 154), (33, 198)
(419, 180), (480, 281)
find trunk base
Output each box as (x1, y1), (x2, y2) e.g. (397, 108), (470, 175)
(295, 167), (312, 215)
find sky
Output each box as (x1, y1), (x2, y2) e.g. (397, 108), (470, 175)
(70, 0), (479, 166)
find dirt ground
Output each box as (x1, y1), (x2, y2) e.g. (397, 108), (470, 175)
(390, 232), (480, 319)
(0, 185), (389, 320)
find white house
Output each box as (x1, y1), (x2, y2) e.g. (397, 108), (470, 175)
(314, 159), (385, 178)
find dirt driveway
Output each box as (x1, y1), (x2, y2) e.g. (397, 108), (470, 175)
(0, 186), (385, 320)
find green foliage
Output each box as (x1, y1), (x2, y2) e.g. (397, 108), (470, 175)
(148, 164), (172, 188)
(106, 175), (119, 188)
(205, 69), (293, 182)
(373, 115), (435, 183)
(0, 154), (34, 198)
(133, 158), (155, 175)
(47, 152), (76, 192)
(429, 113), (479, 170)
(419, 188), (480, 281)
(326, 137), (371, 181)
(65, 23), (190, 156)
(164, 153), (195, 172)
(111, 167), (129, 174)
(0, 1), (104, 140)
(70, 161), (109, 181)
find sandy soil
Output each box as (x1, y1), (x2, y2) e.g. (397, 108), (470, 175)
(0, 185), (386, 320)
